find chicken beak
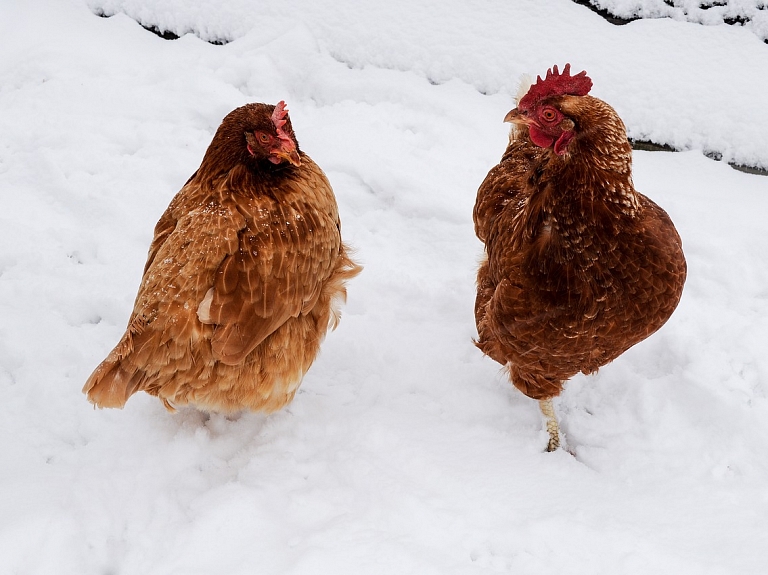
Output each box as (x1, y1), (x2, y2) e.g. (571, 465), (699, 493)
(271, 140), (301, 167)
(276, 148), (301, 167)
(504, 108), (531, 126)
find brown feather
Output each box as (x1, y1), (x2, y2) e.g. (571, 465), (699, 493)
(474, 93), (686, 403)
(84, 103), (361, 413)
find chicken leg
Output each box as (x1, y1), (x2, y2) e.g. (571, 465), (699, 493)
(539, 399), (560, 451)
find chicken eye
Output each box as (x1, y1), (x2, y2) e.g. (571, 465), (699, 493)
(541, 108), (558, 122)
(258, 133), (270, 144)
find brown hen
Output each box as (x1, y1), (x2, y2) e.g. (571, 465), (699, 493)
(84, 101), (361, 413)
(473, 65), (686, 451)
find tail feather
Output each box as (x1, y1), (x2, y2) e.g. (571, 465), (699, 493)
(83, 360), (135, 409)
(83, 326), (145, 408)
(327, 244), (363, 330)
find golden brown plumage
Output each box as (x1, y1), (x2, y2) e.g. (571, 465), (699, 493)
(473, 65), (686, 450)
(84, 102), (361, 413)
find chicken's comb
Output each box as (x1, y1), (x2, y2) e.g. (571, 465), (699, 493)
(518, 64), (592, 110)
(271, 100), (293, 144)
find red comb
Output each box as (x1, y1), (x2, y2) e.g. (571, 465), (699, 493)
(271, 100), (293, 145)
(518, 64), (592, 110)
(271, 100), (288, 129)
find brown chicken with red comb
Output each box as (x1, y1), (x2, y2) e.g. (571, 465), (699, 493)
(474, 65), (686, 451)
(84, 101), (361, 413)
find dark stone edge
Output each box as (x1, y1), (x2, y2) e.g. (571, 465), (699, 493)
(93, 9), (230, 45)
(572, 0), (768, 44)
(630, 139), (768, 176)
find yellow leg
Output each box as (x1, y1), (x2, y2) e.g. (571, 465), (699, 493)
(539, 398), (560, 452)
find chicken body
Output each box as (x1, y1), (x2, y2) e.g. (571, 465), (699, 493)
(84, 103), (360, 413)
(474, 67), (686, 450)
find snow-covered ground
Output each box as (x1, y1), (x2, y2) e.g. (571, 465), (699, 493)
(585, 0), (768, 44)
(1, 0), (767, 573)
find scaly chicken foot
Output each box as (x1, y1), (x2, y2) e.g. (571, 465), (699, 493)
(539, 398), (560, 452)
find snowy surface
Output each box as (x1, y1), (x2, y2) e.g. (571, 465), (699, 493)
(1, 0), (768, 573)
(84, 0), (768, 172)
(588, 0), (768, 43)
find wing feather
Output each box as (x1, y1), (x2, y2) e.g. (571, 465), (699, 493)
(207, 163), (342, 365)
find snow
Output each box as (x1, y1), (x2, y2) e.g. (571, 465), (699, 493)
(589, 0), (768, 43)
(82, 0), (768, 171)
(1, 0), (767, 573)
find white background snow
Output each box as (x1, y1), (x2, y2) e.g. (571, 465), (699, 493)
(1, 0), (768, 573)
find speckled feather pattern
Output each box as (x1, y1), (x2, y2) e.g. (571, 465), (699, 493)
(474, 95), (686, 400)
(84, 105), (360, 413)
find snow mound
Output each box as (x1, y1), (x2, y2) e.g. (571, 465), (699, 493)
(87, 0), (768, 172)
(587, 0), (768, 42)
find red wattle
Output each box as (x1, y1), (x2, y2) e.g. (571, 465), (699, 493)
(553, 131), (574, 155)
(528, 125), (555, 149)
